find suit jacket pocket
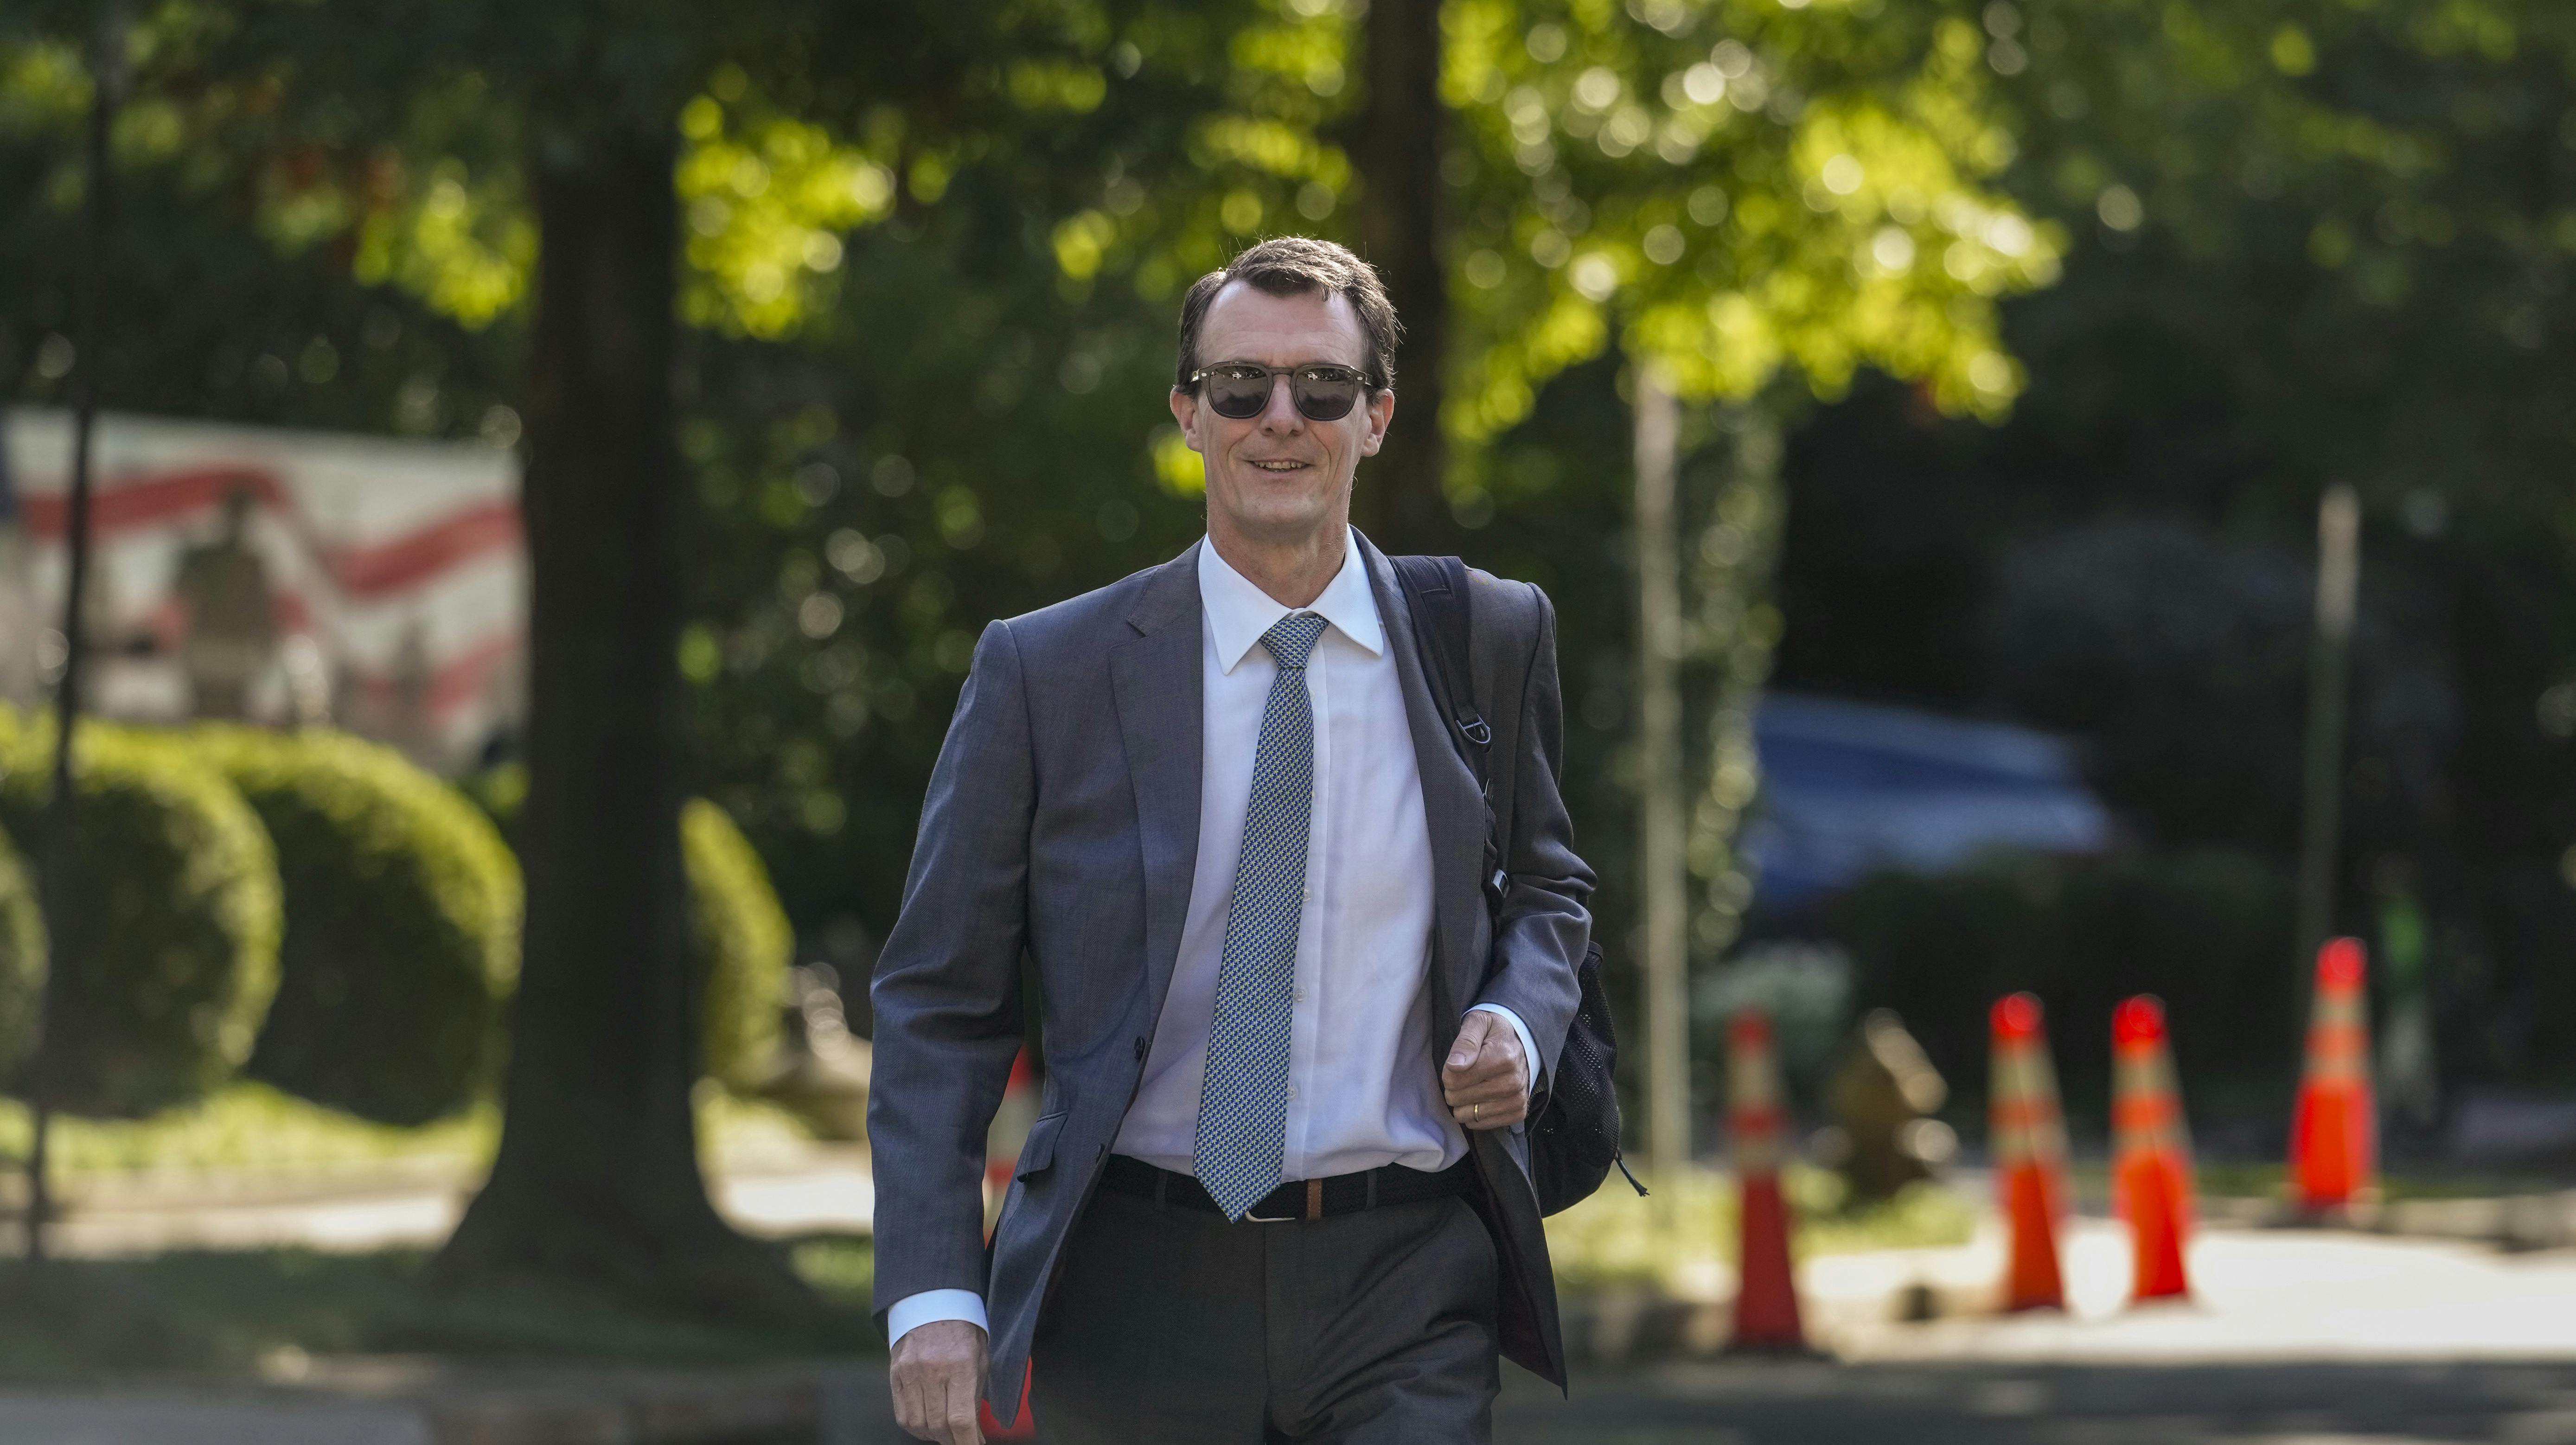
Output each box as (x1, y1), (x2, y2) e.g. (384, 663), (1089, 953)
(1014, 1109), (1068, 1180)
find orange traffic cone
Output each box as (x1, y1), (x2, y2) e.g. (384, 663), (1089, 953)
(980, 1049), (1040, 1439)
(1725, 1008), (1807, 1353)
(2289, 938), (2376, 1214)
(980, 1362), (1035, 1441)
(1990, 993), (2068, 1312)
(2111, 996), (2193, 1304)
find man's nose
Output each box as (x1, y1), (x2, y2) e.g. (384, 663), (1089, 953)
(1259, 373), (1304, 432)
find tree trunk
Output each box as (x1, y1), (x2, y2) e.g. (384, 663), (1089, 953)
(1355, 0), (1455, 555)
(433, 119), (810, 1319)
(1632, 368), (1689, 1210)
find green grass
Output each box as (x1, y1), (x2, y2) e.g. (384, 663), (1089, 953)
(1544, 1165), (1978, 1292)
(0, 1082), (823, 1186)
(0, 1234), (881, 1382)
(0, 1085), (871, 1383)
(0, 1084), (494, 1182)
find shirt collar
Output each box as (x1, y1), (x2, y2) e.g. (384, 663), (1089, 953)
(1198, 528), (1387, 674)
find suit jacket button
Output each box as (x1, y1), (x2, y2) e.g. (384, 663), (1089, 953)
(1133, 1036), (1147, 1060)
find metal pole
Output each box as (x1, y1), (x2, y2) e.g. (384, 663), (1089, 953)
(1632, 365), (1689, 1204)
(2293, 484), (2360, 1009)
(25, 1), (124, 1265)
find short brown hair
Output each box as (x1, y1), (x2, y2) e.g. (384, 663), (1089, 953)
(1173, 236), (1401, 394)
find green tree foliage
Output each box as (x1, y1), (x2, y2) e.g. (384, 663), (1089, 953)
(1439, 0), (2060, 436)
(1026, 0), (2061, 495)
(1989, 0), (2576, 533)
(8, 0), (2573, 1110)
(196, 726), (520, 1126)
(1772, 0), (2576, 1081)
(0, 710), (281, 1119)
(99, 0), (1107, 1313)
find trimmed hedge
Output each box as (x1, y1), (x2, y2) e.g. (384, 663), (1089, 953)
(463, 766), (788, 1088)
(197, 726), (521, 1125)
(0, 825), (44, 1084)
(0, 710), (281, 1119)
(683, 799), (791, 1090)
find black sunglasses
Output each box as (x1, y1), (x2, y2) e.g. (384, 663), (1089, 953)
(1187, 362), (1375, 421)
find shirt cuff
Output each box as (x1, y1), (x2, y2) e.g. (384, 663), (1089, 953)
(888, 1288), (989, 1349)
(1468, 1003), (1542, 1097)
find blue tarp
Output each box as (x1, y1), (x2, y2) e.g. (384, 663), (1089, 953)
(1742, 691), (2112, 913)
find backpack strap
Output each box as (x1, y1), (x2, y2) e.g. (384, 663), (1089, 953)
(1393, 555), (1506, 916)
(1392, 555), (1490, 781)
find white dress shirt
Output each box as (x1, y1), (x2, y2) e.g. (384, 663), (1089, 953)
(888, 531), (1534, 1348)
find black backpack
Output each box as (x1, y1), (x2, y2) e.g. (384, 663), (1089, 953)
(1393, 555), (1647, 1216)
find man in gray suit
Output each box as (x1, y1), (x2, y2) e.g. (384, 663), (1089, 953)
(873, 235), (1594, 1444)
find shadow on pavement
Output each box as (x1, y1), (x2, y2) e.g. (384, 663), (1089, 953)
(1499, 1360), (2576, 1444)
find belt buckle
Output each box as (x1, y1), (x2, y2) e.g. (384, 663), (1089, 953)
(1244, 1177), (1324, 1222)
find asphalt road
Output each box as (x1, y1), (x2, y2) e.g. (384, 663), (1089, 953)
(1497, 1360), (2576, 1444)
(12, 1357), (2574, 1444)
(821, 1359), (2576, 1444)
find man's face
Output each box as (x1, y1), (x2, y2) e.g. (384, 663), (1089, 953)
(1170, 281), (1394, 546)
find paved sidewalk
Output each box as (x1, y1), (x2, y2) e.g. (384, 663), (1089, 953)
(1841, 1218), (2576, 1362)
(0, 1365), (898, 1445)
(35, 1148), (875, 1256)
(1569, 1210), (2576, 1365)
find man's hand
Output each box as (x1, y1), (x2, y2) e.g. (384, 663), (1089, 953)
(890, 1318), (989, 1445)
(1443, 1010), (1528, 1130)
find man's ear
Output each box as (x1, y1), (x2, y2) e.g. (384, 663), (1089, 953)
(1169, 387), (1207, 454)
(1357, 388), (1395, 459)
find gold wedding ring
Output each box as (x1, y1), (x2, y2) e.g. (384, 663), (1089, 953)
(1472, 1103), (1482, 1120)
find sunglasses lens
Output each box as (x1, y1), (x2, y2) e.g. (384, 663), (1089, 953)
(1204, 371), (1272, 418)
(1292, 374), (1361, 421)
(1199, 367), (1367, 420)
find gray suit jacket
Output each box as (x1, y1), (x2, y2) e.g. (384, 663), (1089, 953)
(869, 533), (1596, 1420)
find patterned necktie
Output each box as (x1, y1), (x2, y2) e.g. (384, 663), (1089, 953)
(1194, 610), (1330, 1219)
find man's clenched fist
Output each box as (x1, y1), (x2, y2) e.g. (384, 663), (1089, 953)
(890, 1318), (989, 1445)
(1442, 1010), (1528, 1130)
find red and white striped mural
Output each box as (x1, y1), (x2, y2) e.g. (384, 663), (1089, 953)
(1, 407), (524, 774)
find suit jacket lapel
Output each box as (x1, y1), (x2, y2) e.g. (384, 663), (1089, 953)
(1360, 534), (1487, 1023)
(1111, 540), (1207, 1028)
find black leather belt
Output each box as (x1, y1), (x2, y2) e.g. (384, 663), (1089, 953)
(1101, 1153), (1471, 1222)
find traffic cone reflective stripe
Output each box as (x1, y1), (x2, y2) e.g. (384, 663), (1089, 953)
(1726, 1009), (1807, 1352)
(2290, 939), (2377, 1211)
(2111, 995), (2193, 1304)
(1990, 993), (2067, 1312)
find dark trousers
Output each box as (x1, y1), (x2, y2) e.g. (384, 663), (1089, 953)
(1029, 1182), (1500, 1444)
